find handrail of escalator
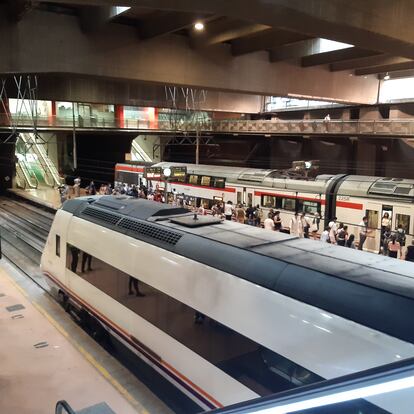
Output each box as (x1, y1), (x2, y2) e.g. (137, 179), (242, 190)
(20, 132), (62, 187)
(209, 356), (414, 413)
(55, 400), (76, 414)
(15, 163), (27, 189)
(17, 160), (39, 189)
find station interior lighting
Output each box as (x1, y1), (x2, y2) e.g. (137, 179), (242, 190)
(194, 21), (205, 31)
(384, 72), (390, 80)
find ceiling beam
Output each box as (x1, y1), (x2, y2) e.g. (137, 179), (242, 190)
(138, 11), (204, 40)
(356, 60), (414, 76)
(79, 5), (127, 33)
(190, 18), (269, 48)
(26, 0), (414, 58)
(301, 47), (381, 67)
(269, 38), (321, 62)
(231, 28), (310, 56)
(378, 69), (414, 80)
(329, 55), (407, 72)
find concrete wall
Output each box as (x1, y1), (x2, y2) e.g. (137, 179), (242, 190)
(0, 9), (379, 105)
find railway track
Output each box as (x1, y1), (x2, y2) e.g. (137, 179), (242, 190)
(0, 197), (54, 292)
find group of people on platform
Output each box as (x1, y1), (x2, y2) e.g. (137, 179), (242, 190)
(58, 178), (413, 262)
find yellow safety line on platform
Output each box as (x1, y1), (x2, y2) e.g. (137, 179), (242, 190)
(1, 269), (148, 414)
(32, 301), (149, 414)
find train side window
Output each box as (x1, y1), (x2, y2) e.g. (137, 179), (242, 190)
(200, 176), (211, 186)
(213, 177), (225, 188)
(395, 214), (410, 233)
(188, 175), (199, 185)
(280, 198), (296, 212)
(298, 200), (320, 215)
(366, 209), (379, 229)
(261, 195), (276, 208)
(55, 235), (60, 257)
(237, 191), (242, 205)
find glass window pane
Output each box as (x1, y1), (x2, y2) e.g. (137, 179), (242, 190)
(188, 175), (198, 185)
(214, 178), (225, 188)
(282, 198), (296, 211)
(262, 195), (276, 208)
(301, 201), (320, 215)
(366, 209), (379, 229)
(201, 176), (211, 186)
(396, 213), (410, 233)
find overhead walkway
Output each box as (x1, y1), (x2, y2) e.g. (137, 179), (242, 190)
(2, 116), (414, 137)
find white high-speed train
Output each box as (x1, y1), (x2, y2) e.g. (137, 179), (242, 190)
(115, 162), (414, 253)
(41, 196), (414, 413)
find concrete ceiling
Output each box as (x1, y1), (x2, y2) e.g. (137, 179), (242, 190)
(22, 0), (414, 79)
(2, 0), (414, 107)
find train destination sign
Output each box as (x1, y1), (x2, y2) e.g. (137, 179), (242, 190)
(144, 166), (187, 179)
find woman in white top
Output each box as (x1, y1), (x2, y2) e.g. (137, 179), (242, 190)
(264, 213), (275, 231)
(289, 212), (300, 236)
(224, 201), (234, 221)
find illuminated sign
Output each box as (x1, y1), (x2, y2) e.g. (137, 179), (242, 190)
(170, 166), (187, 178)
(144, 167), (162, 179)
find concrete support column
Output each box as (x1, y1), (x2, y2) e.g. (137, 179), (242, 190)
(115, 104), (124, 128)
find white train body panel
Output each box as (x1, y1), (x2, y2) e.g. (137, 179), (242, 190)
(41, 207), (414, 410)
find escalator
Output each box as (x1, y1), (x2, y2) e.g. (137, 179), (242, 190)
(15, 133), (63, 189)
(131, 138), (152, 162)
(15, 156), (38, 189)
(19, 133), (63, 187)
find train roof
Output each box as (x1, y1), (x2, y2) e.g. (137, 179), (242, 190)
(62, 196), (414, 343)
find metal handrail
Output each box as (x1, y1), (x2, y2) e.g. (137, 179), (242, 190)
(17, 159), (38, 189)
(55, 400), (76, 414)
(3, 115), (414, 136)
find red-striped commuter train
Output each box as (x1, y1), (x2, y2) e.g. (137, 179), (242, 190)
(115, 162), (414, 253)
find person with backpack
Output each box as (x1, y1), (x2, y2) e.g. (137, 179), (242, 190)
(254, 204), (263, 227)
(336, 224), (348, 246)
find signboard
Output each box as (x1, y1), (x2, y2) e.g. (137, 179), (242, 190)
(170, 166), (187, 179)
(144, 167), (162, 179)
(144, 166), (187, 180)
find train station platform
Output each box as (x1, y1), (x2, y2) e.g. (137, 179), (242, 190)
(8, 187), (62, 211)
(0, 260), (171, 414)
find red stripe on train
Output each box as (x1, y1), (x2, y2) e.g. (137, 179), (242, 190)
(116, 165), (145, 173)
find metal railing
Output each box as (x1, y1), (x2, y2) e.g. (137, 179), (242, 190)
(55, 400), (76, 414)
(3, 114), (414, 136)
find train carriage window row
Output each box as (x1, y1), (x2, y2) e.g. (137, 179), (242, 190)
(261, 195), (321, 214)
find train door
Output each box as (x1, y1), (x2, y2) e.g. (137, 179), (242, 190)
(365, 204), (380, 251)
(244, 188), (254, 207)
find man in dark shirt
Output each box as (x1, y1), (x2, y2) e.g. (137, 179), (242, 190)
(405, 241), (414, 262)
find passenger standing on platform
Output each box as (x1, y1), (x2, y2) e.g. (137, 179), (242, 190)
(320, 226), (330, 243)
(336, 224), (348, 246)
(106, 183), (112, 195)
(405, 240), (414, 262)
(382, 227), (392, 256)
(388, 234), (401, 259)
(235, 204), (246, 223)
(273, 211), (282, 231)
(224, 201), (234, 221)
(289, 212), (300, 236)
(310, 212), (320, 239)
(346, 234), (356, 248)
(246, 204), (255, 226)
(87, 181), (96, 195)
(58, 184), (69, 204)
(73, 176), (81, 197)
(301, 213), (311, 238)
(358, 216), (369, 250)
(254, 205), (263, 227)
(264, 213), (275, 231)
(329, 217), (338, 244)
